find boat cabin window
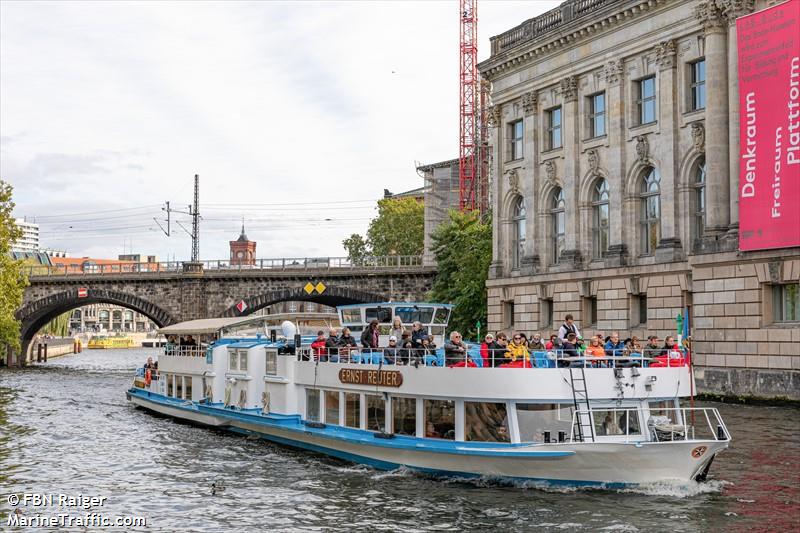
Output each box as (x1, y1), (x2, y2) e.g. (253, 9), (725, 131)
(306, 389), (320, 422)
(516, 403), (573, 442)
(465, 402), (510, 443)
(340, 308), (362, 325)
(166, 374), (174, 397)
(228, 349), (248, 373)
(366, 395), (386, 432)
(424, 399), (455, 440)
(176, 376), (183, 399)
(265, 350), (277, 376)
(365, 307), (392, 324)
(344, 392), (360, 428)
(394, 306), (434, 325)
(325, 391), (340, 425)
(648, 400), (678, 424)
(593, 409), (641, 436)
(433, 308), (450, 324)
(392, 397), (416, 436)
(184, 376), (192, 400)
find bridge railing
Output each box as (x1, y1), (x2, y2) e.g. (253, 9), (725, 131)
(24, 256), (425, 277)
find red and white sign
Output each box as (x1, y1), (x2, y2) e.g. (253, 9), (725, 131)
(737, 1), (800, 251)
(235, 300), (248, 314)
(77, 287), (88, 298)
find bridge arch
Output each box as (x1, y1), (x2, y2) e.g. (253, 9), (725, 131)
(17, 288), (176, 357)
(221, 286), (388, 317)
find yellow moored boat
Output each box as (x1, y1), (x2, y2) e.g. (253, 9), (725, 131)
(88, 335), (136, 349)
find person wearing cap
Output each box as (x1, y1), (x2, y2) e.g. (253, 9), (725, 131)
(383, 335), (400, 365)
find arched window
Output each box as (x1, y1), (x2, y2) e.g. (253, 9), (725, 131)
(550, 188), (566, 264)
(693, 158), (706, 242)
(640, 167), (661, 255)
(592, 178), (610, 259)
(511, 197), (526, 269)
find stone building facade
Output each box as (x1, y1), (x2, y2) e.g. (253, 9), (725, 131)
(478, 0), (799, 398)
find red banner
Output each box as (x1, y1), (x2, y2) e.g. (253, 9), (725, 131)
(737, 1), (800, 251)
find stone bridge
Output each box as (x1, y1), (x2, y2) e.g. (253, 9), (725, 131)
(15, 258), (436, 364)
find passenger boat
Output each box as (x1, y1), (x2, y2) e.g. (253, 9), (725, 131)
(127, 302), (730, 487)
(88, 334), (136, 349)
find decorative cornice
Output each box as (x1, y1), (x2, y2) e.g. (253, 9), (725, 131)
(603, 60), (624, 86)
(654, 39), (677, 70)
(720, 0), (755, 26)
(559, 76), (579, 102)
(522, 92), (538, 116)
(695, 1), (727, 34)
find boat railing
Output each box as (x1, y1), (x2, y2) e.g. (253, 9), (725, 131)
(163, 345), (206, 358)
(568, 407), (730, 444)
(294, 346), (689, 369)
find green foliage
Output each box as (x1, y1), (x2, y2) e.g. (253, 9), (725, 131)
(342, 197), (424, 259)
(39, 311), (71, 337)
(342, 233), (368, 264)
(0, 180), (28, 351)
(429, 210), (492, 340)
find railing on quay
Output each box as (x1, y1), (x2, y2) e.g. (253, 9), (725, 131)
(295, 346), (689, 369)
(569, 407), (730, 444)
(24, 256), (425, 278)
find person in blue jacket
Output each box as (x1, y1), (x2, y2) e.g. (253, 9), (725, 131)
(604, 332), (625, 357)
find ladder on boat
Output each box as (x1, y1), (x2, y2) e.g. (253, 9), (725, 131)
(569, 366), (594, 442)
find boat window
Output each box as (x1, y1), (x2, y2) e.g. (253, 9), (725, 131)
(433, 308), (450, 324)
(593, 409), (641, 436)
(325, 391), (340, 425)
(340, 308), (362, 325)
(428, 326), (445, 338)
(516, 403), (573, 442)
(395, 306), (434, 325)
(366, 395), (386, 432)
(228, 350), (237, 371)
(344, 393), (360, 428)
(648, 400), (678, 424)
(166, 374), (174, 397)
(392, 397), (416, 436)
(306, 389), (320, 422)
(424, 399), (455, 440)
(176, 376), (183, 399)
(465, 402), (510, 443)
(239, 350), (248, 372)
(365, 307), (392, 324)
(265, 350), (277, 376)
(184, 376), (192, 401)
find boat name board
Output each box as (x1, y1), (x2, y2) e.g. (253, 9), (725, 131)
(338, 368), (403, 388)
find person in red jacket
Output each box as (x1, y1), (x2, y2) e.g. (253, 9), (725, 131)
(480, 334), (494, 367)
(310, 331), (327, 361)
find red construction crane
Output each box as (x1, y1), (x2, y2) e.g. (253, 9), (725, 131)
(458, 0), (479, 212)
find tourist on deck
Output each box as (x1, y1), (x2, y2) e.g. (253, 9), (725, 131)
(183, 335), (197, 347)
(165, 335), (177, 355)
(418, 336), (436, 365)
(528, 333), (546, 351)
(545, 334), (559, 350)
(561, 332), (581, 367)
(383, 336), (400, 365)
(662, 336), (680, 357)
(487, 333), (508, 367)
(645, 336), (661, 357)
(519, 333), (529, 348)
(505, 333), (530, 364)
(557, 314), (581, 341)
(585, 336), (606, 366)
(144, 356), (155, 370)
(399, 331), (414, 364)
(337, 328), (357, 351)
(605, 332), (625, 357)
(360, 319), (380, 351)
(390, 316), (404, 340)
(411, 321), (427, 348)
(311, 331), (327, 361)
(444, 331), (468, 366)
(480, 334), (494, 367)
(325, 328), (340, 361)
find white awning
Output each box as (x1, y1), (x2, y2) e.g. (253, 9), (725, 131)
(158, 317), (256, 336)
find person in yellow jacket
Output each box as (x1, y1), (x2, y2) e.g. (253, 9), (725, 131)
(505, 333), (530, 363)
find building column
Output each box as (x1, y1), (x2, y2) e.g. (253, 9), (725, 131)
(696, 2), (730, 236)
(603, 60), (627, 266)
(654, 39), (683, 261)
(488, 104), (504, 278)
(559, 75), (582, 268)
(721, 0), (755, 238)
(521, 91), (539, 274)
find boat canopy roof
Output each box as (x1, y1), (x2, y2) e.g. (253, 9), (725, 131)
(158, 317), (257, 335)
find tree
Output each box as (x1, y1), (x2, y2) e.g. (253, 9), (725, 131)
(342, 233), (368, 264)
(429, 210), (492, 340)
(0, 180), (29, 351)
(39, 311), (71, 337)
(342, 197), (424, 259)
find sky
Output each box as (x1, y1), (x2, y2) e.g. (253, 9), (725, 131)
(1, 0), (560, 261)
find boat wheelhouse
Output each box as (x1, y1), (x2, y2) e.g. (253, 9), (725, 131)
(128, 302), (730, 487)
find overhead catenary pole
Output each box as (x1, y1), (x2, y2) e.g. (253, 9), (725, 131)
(191, 174), (200, 262)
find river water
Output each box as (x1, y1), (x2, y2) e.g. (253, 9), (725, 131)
(0, 348), (798, 532)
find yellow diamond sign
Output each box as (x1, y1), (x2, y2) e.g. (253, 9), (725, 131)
(304, 282), (315, 294)
(315, 282), (326, 294)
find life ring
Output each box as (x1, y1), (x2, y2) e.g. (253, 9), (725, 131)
(145, 369), (152, 386)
